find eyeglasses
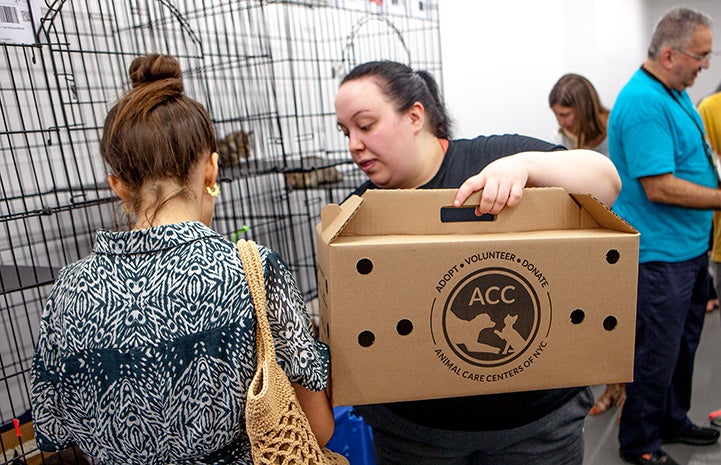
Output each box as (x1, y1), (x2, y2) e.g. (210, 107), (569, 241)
(675, 49), (713, 64)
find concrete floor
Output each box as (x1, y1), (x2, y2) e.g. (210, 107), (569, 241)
(583, 310), (721, 465)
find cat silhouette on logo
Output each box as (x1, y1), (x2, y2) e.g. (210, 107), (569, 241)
(494, 313), (527, 355)
(446, 311), (500, 354)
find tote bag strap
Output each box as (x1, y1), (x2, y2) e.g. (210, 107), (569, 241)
(237, 239), (277, 364)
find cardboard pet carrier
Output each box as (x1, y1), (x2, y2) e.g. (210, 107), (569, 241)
(316, 188), (639, 406)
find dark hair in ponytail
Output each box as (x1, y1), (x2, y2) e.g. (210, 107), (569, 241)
(341, 60), (453, 139)
(101, 54), (217, 217)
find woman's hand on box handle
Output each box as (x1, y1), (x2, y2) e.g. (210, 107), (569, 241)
(454, 149), (621, 214)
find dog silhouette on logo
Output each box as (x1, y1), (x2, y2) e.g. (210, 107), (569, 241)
(494, 313), (527, 355)
(446, 311), (501, 354)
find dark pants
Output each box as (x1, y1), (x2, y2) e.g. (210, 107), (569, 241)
(360, 388), (593, 465)
(619, 254), (709, 456)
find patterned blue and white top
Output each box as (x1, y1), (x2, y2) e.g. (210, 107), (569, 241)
(30, 221), (329, 465)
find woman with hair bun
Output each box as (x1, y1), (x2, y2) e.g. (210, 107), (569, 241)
(30, 54), (334, 464)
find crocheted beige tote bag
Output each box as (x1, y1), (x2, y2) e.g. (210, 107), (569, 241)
(237, 240), (349, 465)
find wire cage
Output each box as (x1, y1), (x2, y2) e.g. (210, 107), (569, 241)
(0, 0), (441, 462)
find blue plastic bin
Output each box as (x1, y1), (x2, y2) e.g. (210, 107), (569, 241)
(326, 406), (375, 465)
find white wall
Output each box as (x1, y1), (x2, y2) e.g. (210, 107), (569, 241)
(439, 0), (721, 141)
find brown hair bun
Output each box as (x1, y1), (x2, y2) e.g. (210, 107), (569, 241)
(128, 54), (183, 92)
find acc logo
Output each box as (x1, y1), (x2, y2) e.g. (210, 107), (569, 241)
(439, 267), (541, 368)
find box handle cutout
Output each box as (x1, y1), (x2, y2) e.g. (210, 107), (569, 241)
(440, 206), (495, 223)
(396, 319), (413, 336)
(356, 258), (373, 275)
(603, 316), (618, 331)
(606, 249), (620, 264)
(358, 330), (375, 347)
(570, 309), (585, 324)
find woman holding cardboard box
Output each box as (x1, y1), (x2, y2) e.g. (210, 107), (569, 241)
(334, 60), (621, 465)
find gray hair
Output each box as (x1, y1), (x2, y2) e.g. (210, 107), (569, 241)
(648, 6), (713, 59)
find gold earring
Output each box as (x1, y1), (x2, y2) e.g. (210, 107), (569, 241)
(206, 182), (220, 198)
(123, 204), (134, 215)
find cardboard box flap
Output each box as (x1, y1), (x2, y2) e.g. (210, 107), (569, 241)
(319, 194), (364, 244)
(570, 193), (638, 233)
(332, 187), (601, 237)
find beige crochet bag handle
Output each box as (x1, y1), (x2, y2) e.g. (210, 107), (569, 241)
(237, 240), (349, 465)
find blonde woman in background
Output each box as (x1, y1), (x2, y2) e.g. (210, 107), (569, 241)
(549, 73), (625, 418)
(549, 73), (610, 156)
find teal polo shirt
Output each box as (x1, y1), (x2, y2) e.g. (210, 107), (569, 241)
(609, 68), (716, 263)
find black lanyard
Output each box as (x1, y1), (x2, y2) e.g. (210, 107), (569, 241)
(640, 66), (714, 168)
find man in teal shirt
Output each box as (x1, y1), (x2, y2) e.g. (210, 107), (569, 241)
(609, 7), (720, 465)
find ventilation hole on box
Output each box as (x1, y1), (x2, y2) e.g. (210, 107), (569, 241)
(603, 316), (618, 331)
(606, 249), (620, 264)
(570, 309), (585, 324)
(358, 330), (375, 347)
(356, 258), (373, 275)
(397, 319), (413, 336)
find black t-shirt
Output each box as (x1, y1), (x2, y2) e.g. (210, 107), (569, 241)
(354, 134), (583, 431)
